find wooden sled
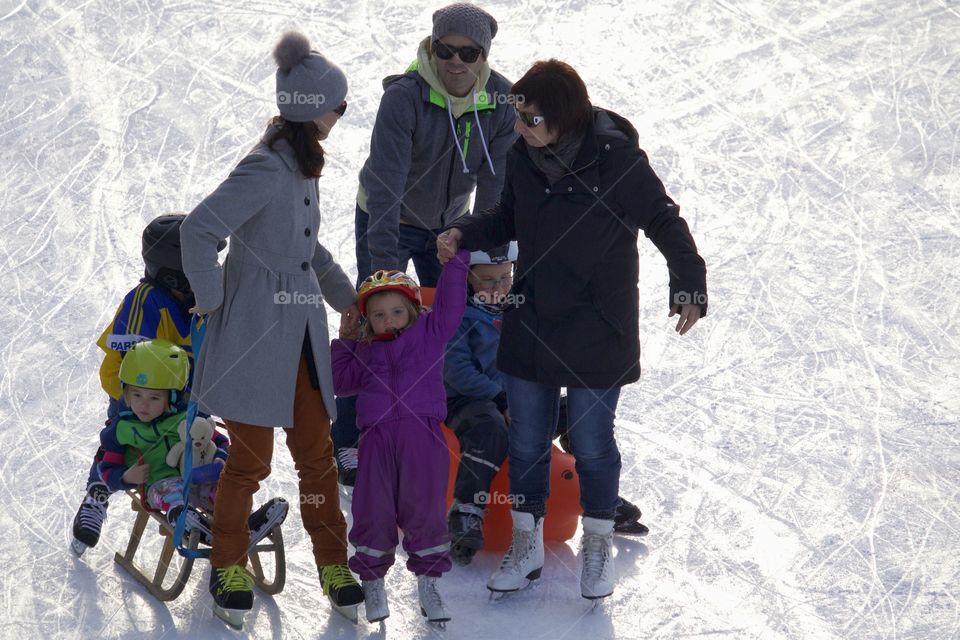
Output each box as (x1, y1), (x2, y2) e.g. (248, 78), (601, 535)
(113, 490), (286, 601)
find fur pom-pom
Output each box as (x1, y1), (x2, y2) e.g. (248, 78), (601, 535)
(273, 31), (311, 71)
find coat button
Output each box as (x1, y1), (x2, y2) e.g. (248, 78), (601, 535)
(301, 261), (309, 270)
(545, 188), (550, 193)
(567, 186), (573, 192)
(304, 196), (310, 205)
(304, 228), (311, 237)
(593, 186), (599, 192)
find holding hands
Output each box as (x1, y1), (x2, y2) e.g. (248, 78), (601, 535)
(436, 229), (463, 264)
(339, 303), (362, 340)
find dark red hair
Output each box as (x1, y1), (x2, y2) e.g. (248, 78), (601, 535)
(511, 60), (592, 139)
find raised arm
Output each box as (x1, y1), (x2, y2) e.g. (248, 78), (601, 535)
(424, 249), (470, 342)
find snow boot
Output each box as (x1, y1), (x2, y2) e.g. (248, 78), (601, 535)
(247, 497), (289, 548)
(362, 578), (389, 623)
(71, 483), (110, 555)
(614, 497), (649, 535)
(580, 517), (616, 600)
(320, 564), (364, 621)
(167, 505), (213, 546)
(210, 565), (254, 629)
(487, 510), (544, 593)
(448, 502), (485, 566)
(417, 575), (451, 626)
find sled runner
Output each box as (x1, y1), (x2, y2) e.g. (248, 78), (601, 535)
(113, 490), (286, 601)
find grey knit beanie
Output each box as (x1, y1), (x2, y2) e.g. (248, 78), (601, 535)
(432, 3), (498, 56)
(273, 31), (348, 122)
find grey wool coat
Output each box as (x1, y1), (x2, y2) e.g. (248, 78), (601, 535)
(181, 127), (357, 428)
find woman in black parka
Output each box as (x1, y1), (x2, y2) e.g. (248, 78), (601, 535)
(437, 59), (707, 601)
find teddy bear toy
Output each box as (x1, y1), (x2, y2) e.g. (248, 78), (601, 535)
(166, 416), (219, 478)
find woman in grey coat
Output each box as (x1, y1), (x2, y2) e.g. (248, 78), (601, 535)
(180, 32), (364, 626)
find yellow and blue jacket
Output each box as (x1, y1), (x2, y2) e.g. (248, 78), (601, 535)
(96, 279), (193, 400)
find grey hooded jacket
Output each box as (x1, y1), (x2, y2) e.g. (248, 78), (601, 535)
(358, 61), (517, 272)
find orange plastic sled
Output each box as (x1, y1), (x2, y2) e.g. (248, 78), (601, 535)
(442, 424), (581, 551)
(419, 287), (582, 550)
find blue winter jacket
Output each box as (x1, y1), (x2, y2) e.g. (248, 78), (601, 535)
(443, 301), (506, 412)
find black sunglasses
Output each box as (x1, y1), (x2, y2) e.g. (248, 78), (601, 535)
(432, 40), (484, 64)
(515, 108), (545, 128)
(333, 100), (348, 117)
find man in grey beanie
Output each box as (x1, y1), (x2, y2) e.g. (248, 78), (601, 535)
(332, 2), (517, 619)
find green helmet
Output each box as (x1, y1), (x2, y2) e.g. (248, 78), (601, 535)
(119, 339), (189, 392)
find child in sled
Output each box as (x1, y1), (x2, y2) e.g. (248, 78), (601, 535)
(70, 213), (227, 555)
(331, 249), (471, 625)
(96, 339), (287, 546)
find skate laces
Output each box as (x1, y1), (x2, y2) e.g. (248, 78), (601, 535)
(322, 564), (358, 592)
(581, 533), (611, 580)
(499, 527), (534, 572)
(216, 565), (253, 593)
(78, 498), (107, 532)
(337, 447), (358, 470)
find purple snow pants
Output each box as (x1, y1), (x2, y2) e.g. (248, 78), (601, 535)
(348, 416), (452, 579)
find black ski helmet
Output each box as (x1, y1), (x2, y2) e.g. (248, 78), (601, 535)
(142, 214), (225, 293)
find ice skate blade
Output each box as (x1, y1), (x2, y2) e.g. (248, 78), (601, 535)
(421, 606), (451, 624)
(70, 539), (88, 557)
(581, 589), (613, 601)
(366, 611), (389, 623)
(331, 601), (359, 623)
(486, 566), (542, 594)
(613, 521), (649, 536)
(212, 604), (246, 630)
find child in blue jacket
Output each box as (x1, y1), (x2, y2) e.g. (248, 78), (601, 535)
(444, 244), (648, 566)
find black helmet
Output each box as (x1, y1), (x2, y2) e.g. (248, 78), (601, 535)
(142, 213), (226, 293)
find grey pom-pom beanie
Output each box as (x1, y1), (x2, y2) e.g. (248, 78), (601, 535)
(432, 3), (498, 56)
(272, 31), (347, 122)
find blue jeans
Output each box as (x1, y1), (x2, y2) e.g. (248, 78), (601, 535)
(333, 206), (444, 464)
(504, 375), (622, 521)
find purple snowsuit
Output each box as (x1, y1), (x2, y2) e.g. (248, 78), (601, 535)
(332, 249), (470, 579)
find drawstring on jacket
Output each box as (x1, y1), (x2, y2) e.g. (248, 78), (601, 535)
(445, 93), (496, 176)
(472, 92), (496, 176)
(446, 96), (470, 174)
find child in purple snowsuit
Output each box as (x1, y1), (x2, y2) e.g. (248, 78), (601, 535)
(332, 251), (470, 622)
(331, 249), (469, 624)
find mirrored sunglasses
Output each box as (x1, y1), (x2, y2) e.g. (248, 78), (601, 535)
(515, 108), (545, 128)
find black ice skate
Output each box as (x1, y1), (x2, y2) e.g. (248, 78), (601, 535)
(448, 502), (485, 565)
(71, 483), (110, 556)
(209, 565), (254, 629)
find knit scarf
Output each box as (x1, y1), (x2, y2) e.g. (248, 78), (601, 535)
(526, 131), (585, 185)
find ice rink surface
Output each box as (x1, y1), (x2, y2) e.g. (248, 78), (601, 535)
(1, 0), (958, 638)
